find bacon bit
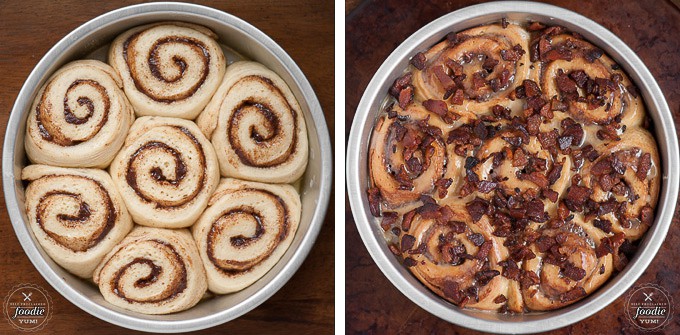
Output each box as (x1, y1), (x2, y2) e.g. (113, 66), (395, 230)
(477, 180), (499, 194)
(500, 260), (521, 280)
(520, 270), (540, 289)
(543, 188), (559, 203)
(538, 129), (559, 151)
(494, 294), (508, 304)
(501, 18), (509, 28)
(564, 185), (592, 212)
(402, 210), (416, 231)
(502, 135), (523, 147)
(525, 114), (541, 136)
(512, 148), (528, 167)
(569, 70), (589, 88)
(522, 171), (549, 189)
(636, 153), (652, 180)
(560, 287), (587, 303)
(380, 212), (398, 231)
(422, 99), (448, 117)
(527, 96), (547, 113)
(499, 69), (511, 87)
(416, 202), (441, 220)
(473, 122), (489, 140)
(595, 237), (614, 258)
(466, 197), (491, 222)
(398, 86), (413, 109)
(435, 178), (453, 198)
(389, 73), (413, 98)
(556, 72), (578, 93)
(640, 206), (654, 225)
(450, 89), (465, 105)
(547, 163), (563, 186)
(561, 263), (586, 281)
(523, 80), (541, 97)
(526, 199), (548, 223)
(539, 37), (551, 56)
(467, 233), (485, 247)
(472, 72), (487, 90)
(483, 57), (499, 72)
(512, 246), (537, 261)
(367, 187), (382, 217)
(585, 48), (604, 63)
(401, 234), (416, 252)
(410, 52), (427, 70)
(593, 219), (613, 233)
(442, 280), (465, 304)
(556, 202), (570, 221)
(627, 84), (640, 98)
(597, 128), (620, 141)
(544, 48), (573, 61)
(433, 65), (455, 90)
(476, 269), (501, 286)
(501, 49), (520, 61)
(535, 235), (556, 253)
(388, 244), (401, 255)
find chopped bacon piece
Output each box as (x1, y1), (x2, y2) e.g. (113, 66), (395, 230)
(367, 187), (382, 217)
(410, 52), (427, 70)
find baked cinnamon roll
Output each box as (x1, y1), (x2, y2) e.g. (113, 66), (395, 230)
(109, 22), (226, 119)
(109, 116), (220, 228)
(93, 226), (207, 314)
(192, 178), (301, 294)
(25, 60), (134, 168)
(196, 61), (308, 183)
(22, 165), (132, 278)
(368, 20), (660, 313)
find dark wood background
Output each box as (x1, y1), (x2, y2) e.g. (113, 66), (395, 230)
(0, 1), (334, 334)
(346, 0), (680, 334)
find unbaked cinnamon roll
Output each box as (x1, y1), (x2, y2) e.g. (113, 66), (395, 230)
(109, 116), (220, 228)
(22, 165), (132, 278)
(192, 178), (301, 294)
(93, 226), (207, 314)
(367, 20), (660, 313)
(25, 60), (134, 168)
(196, 61), (308, 183)
(109, 22), (226, 119)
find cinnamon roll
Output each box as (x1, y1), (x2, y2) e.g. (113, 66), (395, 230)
(109, 116), (220, 228)
(25, 60), (134, 168)
(522, 216), (613, 311)
(368, 20), (660, 313)
(22, 165), (132, 278)
(398, 202), (522, 312)
(196, 61), (308, 183)
(581, 128), (659, 240)
(192, 178), (301, 294)
(93, 227), (207, 314)
(109, 22), (226, 119)
(411, 22), (531, 115)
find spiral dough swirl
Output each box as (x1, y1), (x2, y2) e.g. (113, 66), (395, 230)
(93, 227), (207, 314)
(192, 178), (301, 294)
(22, 165), (132, 278)
(109, 22), (226, 119)
(25, 60), (134, 168)
(196, 61), (308, 183)
(109, 116), (220, 228)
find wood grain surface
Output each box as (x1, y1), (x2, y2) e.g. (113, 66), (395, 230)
(0, 1), (333, 334)
(346, 0), (680, 334)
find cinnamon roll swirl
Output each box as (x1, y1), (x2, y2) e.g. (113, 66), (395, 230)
(192, 178), (301, 294)
(22, 165), (132, 278)
(109, 116), (220, 228)
(196, 61), (308, 183)
(93, 227), (207, 314)
(109, 22), (226, 119)
(368, 20), (661, 313)
(25, 60), (134, 168)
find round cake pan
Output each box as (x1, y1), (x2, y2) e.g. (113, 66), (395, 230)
(346, 1), (678, 333)
(2, 2), (331, 333)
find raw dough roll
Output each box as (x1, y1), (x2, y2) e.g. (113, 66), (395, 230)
(93, 227), (207, 314)
(22, 164), (133, 278)
(25, 60), (134, 168)
(109, 116), (220, 228)
(192, 178), (301, 294)
(196, 61), (308, 183)
(109, 22), (226, 119)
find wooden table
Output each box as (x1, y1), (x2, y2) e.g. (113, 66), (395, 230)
(346, 0), (680, 334)
(0, 1), (333, 334)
